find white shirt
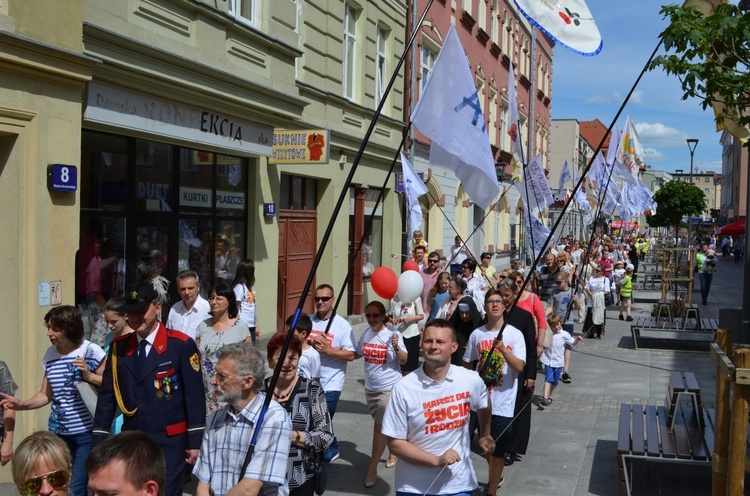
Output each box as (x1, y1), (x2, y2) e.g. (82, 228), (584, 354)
(356, 326), (405, 392)
(449, 243), (468, 265)
(381, 365), (489, 495)
(462, 324), (526, 417)
(389, 297), (424, 339)
(541, 330), (576, 368)
(310, 313), (356, 392)
(166, 295), (211, 340)
(298, 347), (321, 381)
(233, 283), (257, 328)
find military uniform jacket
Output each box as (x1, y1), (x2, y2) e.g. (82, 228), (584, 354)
(93, 323), (206, 448)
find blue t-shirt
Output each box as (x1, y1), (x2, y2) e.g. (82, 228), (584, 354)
(429, 291), (450, 321)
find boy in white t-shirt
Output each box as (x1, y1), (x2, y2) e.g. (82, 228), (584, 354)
(284, 313), (321, 382)
(540, 314), (581, 406)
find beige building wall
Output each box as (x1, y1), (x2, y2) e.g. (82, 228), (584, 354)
(0, 0), (94, 484)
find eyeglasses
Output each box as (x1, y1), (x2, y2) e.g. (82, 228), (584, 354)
(365, 313), (382, 318)
(209, 370), (241, 384)
(314, 296), (333, 302)
(498, 275), (507, 279)
(20, 470), (70, 495)
(428, 259), (439, 263)
(486, 299), (503, 305)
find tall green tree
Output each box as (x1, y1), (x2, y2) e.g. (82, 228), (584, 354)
(650, 3), (750, 143)
(646, 180), (705, 239)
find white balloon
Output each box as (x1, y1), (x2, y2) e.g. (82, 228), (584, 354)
(397, 271), (424, 304)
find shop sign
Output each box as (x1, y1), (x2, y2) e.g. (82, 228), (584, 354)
(216, 190), (245, 210)
(269, 129), (329, 164)
(180, 187), (212, 208)
(84, 81), (273, 156)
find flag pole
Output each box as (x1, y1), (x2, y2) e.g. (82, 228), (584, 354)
(240, 0), (437, 472)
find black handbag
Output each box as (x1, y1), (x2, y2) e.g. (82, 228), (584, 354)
(311, 449), (326, 495)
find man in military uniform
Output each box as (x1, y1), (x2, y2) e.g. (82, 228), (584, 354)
(93, 277), (206, 496)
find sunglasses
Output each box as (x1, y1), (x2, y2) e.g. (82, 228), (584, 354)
(365, 313), (382, 318)
(314, 296), (333, 302)
(21, 470), (69, 495)
(428, 259), (439, 263)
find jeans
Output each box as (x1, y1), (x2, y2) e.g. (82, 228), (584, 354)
(58, 431), (92, 496)
(698, 272), (713, 304)
(323, 390), (341, 462)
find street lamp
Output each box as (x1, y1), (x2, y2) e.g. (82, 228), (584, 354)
(687, 138), (699, 245)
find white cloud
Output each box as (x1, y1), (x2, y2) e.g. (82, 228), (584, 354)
(630, 90), (645, 105)
(643, 148), (665, 160)
(634, 122), (688, 147)
(586, 91), (621, 104)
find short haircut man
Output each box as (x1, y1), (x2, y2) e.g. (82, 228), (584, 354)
(166, 270), (211, 340)
(86, 431), (166, 496)
(382, 319), (495, 495)
(194, 342), (291, 496)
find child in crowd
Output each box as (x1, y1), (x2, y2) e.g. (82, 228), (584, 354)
(284, 313), (321, 382)
(540, 314), (582, 406)
(612, 261), (626, 305)
(545, 271), (580, 383)
(618, 265), (634, 321)
(412, 229), (428, 250)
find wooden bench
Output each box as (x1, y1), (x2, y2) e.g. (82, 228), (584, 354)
(617, 372), (715, 495)
(630, 318), (718, 349)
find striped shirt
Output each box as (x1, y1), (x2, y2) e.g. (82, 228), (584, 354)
(42, 340), (105, 435)
(194, 393), (291, 496)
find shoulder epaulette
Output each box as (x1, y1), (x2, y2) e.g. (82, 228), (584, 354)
(167, 329), (190, 342)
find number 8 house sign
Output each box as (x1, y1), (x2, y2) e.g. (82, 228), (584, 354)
(47, 164), (78, 192)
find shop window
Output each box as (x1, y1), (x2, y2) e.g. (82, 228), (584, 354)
(81, 133), (128, 212)
(177, 218), (213, 297)
(214, 220), (245, 287)
(135, 139), (173, 212)
(179, 149), (214, 215)
(354, 188), (383, 277)
(216, 155), (246, 217)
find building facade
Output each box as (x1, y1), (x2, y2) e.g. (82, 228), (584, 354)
(409, 0), (554, 265)
(671, 169), (722, 221)
(719, 129), (748, 222)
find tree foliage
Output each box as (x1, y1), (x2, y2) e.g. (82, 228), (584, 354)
(650, 3), (750, 131)
(646, 180), (705, 233)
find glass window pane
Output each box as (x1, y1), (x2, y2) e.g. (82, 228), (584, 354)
(280, 174), (291, 209)
(214, 221), (244, 286)
(292, 177), (303, 210)
(216, 155), (246, 217)
(81, 131), (128, 212)
(177, 218), (213, 298)
(179, 149), (214, 215)
(305, 178), (317, 210)
(135, 139), (173, 212)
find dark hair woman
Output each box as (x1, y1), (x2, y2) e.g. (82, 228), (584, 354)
(195, 283), (252, 415)
(231, 259), (259, 343)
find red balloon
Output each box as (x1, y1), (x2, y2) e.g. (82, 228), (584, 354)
(370, 267), (398, 300)
(403, 260), (420, 272)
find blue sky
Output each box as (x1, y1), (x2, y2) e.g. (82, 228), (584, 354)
(551, 0), (725, 174)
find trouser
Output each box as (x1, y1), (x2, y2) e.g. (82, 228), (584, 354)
(699, 272), (713, 304)
(58, 431), (92, 496)
(324, 390), (341, 461)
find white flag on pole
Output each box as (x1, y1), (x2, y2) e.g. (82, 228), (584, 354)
(400, 152), (428, 237)
(514, 182), (551, 259)
(558, 159), (572, 198)
(616, 115), (645, 178)
(411, 24), (500, 209)
(521, 153), (555, 213)
(507, 61), (525, 164)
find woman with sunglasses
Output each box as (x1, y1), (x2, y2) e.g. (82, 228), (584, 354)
(583, 265), (611, 339)
(507, 271), (547, 355)
(355, 301), (407, 488)
(12, 431), (71, 496)
(195, 283), (252, 415)
(478, 252), (501, 288)
(264, 334), (333, 496)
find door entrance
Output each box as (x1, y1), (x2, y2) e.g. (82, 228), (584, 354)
(277, 210), (317, 329)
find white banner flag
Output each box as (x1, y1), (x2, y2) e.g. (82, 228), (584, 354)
(558, 159), (572, 198)
(575, 189), (592, 213)
(400, 152), (428, 237)
(521, 153), (555, 213)
(507, 61), (524, 164)
(616, 115), (645, 177)
(411, 24), (500, 209)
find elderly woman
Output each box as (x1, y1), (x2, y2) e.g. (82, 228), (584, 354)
(436, 276), (467, 320)
(355, 301), (407, 487)
(0, 306), (105, 496)
(195, 283), (252, 415)
(12, 431), (71, 496)
(264, 333), (333, 496)
(584, 264), (611, 339)
(1, 361), (17, 466)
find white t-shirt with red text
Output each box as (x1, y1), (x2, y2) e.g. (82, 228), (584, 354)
(310, 313), (355, 392)
(381, 365), (488, 495)
(355, 325), (405, 392)
(462, 324), (526, 417)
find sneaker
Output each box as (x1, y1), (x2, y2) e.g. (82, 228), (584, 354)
(619, 314), (624, 321)
(561, 371), (572, 383)
(626, 316), (633, 322)
(327, 452), (340, 463)
(541, 398), (552, 406)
